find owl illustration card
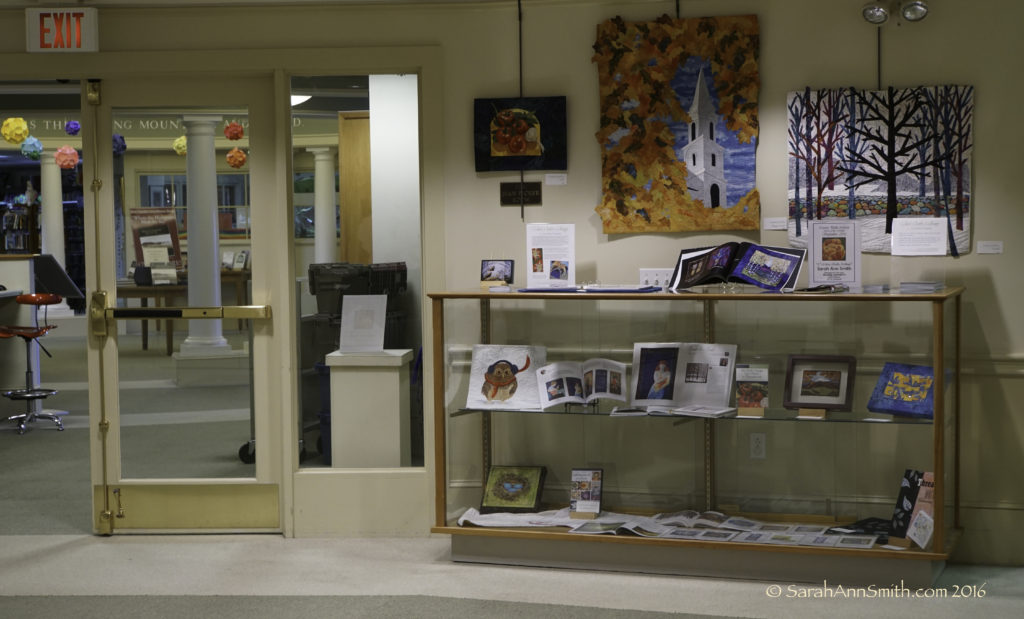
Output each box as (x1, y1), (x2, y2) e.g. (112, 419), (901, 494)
(466, 345), (547, 410)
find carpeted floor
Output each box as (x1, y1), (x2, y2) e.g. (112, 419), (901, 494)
(4, 329), (1023, 619)
(0, 595), (719, 619)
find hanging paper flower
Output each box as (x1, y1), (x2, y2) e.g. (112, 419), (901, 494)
(2, 117), (30, 144)
(172, 135), (188, 156)
(65, 120), (81, 136)
(226, 147), (247, 169)
(20, 136), (44, 160)
(224, 122), (244, 140)
(55, 145), (79, 169)
(112, 133), (127, 156)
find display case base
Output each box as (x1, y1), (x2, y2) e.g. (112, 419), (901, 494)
(445, 528), (947, 588)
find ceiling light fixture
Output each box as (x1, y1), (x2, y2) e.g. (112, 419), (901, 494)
(900, 0), (929, 22)
(862, 1), (890, 25)
(863, 0), (929, 25)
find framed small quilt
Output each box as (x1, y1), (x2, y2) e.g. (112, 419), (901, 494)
(474, 96), (567, 172)
(867, 362), (936, 418)
(480, 465), (547, 513)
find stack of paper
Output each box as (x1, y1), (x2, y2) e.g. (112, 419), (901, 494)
(861, 284), (891, 293)
(899, 281), (943, 293)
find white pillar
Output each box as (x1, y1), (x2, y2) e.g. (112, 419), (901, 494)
(308, 147), (337, 264)
(39, 158), (66, 265)
(38, 156), (74, 316)
(179, 115), (230, 355)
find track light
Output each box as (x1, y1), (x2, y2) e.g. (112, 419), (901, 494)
(862, 1), (890, 25)
(900, 0), (929, 22)
(862, 1), (929, 25)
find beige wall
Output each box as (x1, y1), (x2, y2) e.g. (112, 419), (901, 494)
(1, 0), (1021, 563)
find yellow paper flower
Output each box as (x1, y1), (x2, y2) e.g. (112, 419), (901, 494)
(226, 147), (247, 169)
(172, 135), (188, 156)
(55, 145), (80, 170)
(2, 117), (30, 145)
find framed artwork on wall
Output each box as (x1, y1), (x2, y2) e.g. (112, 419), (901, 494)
(473, 96), (567, 172)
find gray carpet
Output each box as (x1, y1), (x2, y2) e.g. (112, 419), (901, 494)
(0, 595), (725, 619)
(0, 331), (269, 534)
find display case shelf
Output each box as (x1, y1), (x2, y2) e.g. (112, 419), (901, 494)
(428, 288), (962, 584)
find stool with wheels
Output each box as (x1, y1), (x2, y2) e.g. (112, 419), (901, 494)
(1, 293), (66, 434)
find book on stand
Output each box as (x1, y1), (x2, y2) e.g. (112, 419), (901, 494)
(668, 242), (806, 292)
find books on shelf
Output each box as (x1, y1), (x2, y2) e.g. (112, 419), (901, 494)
(668, 242), (806, 292)
(735, 363), (769, 417)
(535, 359), (627, 409)
(890, 469), (935, 549)
(867, 362), (939, 419)
(465, 345), (547, 411)
(630, 342), (738, 416)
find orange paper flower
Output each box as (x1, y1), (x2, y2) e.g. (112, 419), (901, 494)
(55, 145), (80, 169)
(224, 122), (244, 140)
(226, 147), (247, 169)
(2, 117), (30, 144)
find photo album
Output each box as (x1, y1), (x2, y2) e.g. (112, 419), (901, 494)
(668, 242), (806, 292)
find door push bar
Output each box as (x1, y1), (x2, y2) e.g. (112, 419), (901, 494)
(89, 290), (271, 337)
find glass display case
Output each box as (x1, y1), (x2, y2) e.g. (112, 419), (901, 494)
(428, 287), (962, 581)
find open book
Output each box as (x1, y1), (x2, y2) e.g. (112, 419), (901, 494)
(630, 342), (738, 416)
(535, 359), (627, 409)
(668, 242), (806, 292)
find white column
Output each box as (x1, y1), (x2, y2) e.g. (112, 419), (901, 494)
(308, 147), (337, 264)
(39, 156), (74, 316)
(179, 115), (230, 355)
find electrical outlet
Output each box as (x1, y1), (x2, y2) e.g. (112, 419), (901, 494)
(749, 433), (766, 459)
(638, 268), (674, 287)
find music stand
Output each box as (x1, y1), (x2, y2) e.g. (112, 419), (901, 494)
(32, 254), (83, 299)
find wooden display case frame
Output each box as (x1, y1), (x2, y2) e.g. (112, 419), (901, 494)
(427, 288), (963, 585)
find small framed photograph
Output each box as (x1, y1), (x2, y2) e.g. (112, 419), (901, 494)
(480, 465), (546, 513)
(569, 468), (603, 519)
(481, 259), (514, 284)
(783, 354), (857, 411)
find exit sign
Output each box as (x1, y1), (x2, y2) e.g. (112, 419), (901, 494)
(26, 8), (98, 52)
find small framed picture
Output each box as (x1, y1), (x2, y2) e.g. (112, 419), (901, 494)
(569, 468), (603, 519)
(480, 465), (546, 514)
(783, 354), (857, 411)
(481, 259), (514, 284)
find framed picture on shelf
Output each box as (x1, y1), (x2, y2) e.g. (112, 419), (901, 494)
(783, 354), (856, 411)
(480, 465), (546, 513)
(480, 259), (514, 284)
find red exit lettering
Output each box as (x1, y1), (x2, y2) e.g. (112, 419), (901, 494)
(38, 12), (85, 50)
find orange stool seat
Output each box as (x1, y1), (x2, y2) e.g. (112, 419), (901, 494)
(15, 293), (63, 307)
